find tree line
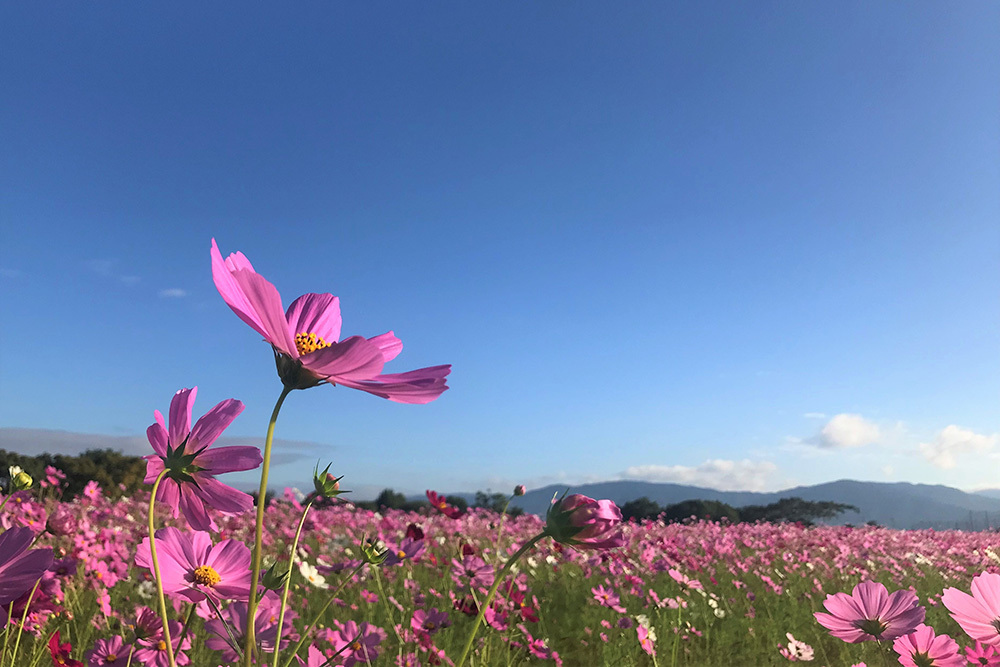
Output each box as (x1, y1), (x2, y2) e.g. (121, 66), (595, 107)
(619, 495), (859, 526)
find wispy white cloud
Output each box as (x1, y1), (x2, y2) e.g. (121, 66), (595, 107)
(84, 259), (140, 285)
(812, 413), (881, 449)
(920, 425), (999, 469)
(622, 459), (778, 492)
(158, 288), (188, 298)
(803, 412), (827, 420)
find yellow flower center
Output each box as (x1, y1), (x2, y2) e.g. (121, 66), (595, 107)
(295, 332), (331, 356)
(105, 654), (118, 663)
(156, 640), (167, 651)
(397, 550), (407, 559)
(351, 641), (362, 652)
(193, 565), (221, 587)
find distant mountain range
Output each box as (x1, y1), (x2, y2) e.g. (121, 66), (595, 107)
(461, 480), (1000, 531)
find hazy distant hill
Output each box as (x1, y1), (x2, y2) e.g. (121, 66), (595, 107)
(497, 479), (1000, 530)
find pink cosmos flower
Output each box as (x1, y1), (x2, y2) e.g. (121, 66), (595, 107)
(135, 527), (252, 604)
(942, 572), (1000, 647)
(205, 592), (293, 662)
(85, 636), (130, 667)
(893, 625), (964, 667)
(814, 580), (924, 643)
(0, 526), (53, 625)
(966, 641), (1000, 667)
(778, 633), (814, 662)
(328, 620), (387, 667)
(545, 494), (625, 549)
(637, 626), (656, 656)
(211, 239), (450, 402)
(451, 555), (495, 591)
(410, 608), (450, 636)
(144, 387), (261, 532)
(591, 585), (626, 613)
(133, 619), (191, 667)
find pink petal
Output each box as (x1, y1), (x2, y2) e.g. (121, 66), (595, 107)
(179, 484), (218, 532)
(196, 446), (262, 475)
(189, 399), (244, 452)
(147, 423), (169, 458)
(229, 268), (297, 356)
(338, 364), (451, 404)
(285, 293), (342, 345)
(190, 475), (255, 515)
(168, 388), (197, 450)
(301, 335), (385, 381)
(211, 239), (273, 342)
(367, 331), (403, 362)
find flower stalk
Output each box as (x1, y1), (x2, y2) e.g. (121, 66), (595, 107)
(244, 384), (293, 667)
(147, 469), (177, 667)
(456, 532), (547, 667)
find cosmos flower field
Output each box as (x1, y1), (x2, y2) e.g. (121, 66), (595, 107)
(3, 239), (999, 667)
(5, 477), (1000, 666)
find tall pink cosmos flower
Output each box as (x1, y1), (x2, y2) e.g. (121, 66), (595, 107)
(893, 625), (964, 667)
(0, 526), (53, 625)
(144, 387), (262, 531)
(135, 527), (252, 604)
(942, 572), (1000, 647)
(211, 239), (450, 402)
(814, 580), (924, 643)
(545, 493), (626, 549)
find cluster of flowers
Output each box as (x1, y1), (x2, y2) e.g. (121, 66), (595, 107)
(812, 577), (1000, 667)
(0, 240), (627, 667)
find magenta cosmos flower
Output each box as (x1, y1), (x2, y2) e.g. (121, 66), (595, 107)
(211, 239), (450, 402)
(893, 625), (964, 667)
(814, 580), (925, 643)
(0, 526), (53, 625)
(545, 493), (626, 549)
(942, 572), (1000, 647)
(144, 387), (261, 532)
(135, 527), (252, 604)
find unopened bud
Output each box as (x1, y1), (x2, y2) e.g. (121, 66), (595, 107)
(513, 485), (526, 497)
(9, 466), (32, 491)
(261, 563), (290, 591)
(313, 463), (346, 499)
(360, 536), (388, 566)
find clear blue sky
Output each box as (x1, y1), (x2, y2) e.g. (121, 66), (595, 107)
(1, 2), (997, 498)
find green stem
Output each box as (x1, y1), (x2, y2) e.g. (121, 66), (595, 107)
(272, 499), (313, 667)
(456, 532), (547, 667)
(8, 578), (41, 667)
(670, 604), (681, 667)
(492, 497), (513, 558)
(0, 495), (11, 520)
(148, 469), (177, 667)
(175, 604), (197, 648)
(281, 563), (366, 667)
(245, 385), (293, 667)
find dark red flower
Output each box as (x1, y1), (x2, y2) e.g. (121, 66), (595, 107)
(49, 631), (84, 667)
(426, 490), (462, 519)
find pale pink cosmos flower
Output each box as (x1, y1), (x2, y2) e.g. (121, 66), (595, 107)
(778, 633), (814, 661)
(144, 387), (262, 532)
(893, 624), (964, 667)
(135, 527), (252, 604)
(942, 572), (1000, 647)
(814, 580), (924, 643)
(211, 239), (450, 402)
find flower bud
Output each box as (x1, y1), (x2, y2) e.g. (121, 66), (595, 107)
(544, 492), (625, 550)
(9, 466), (32, 491)
(513, 485), (526, 497)
(312, 463), (346, 499)
(261, 562), (290, 591)
(360, 536), (389, 566)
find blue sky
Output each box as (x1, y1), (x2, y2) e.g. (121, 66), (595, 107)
(1, 2), (997, 498)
